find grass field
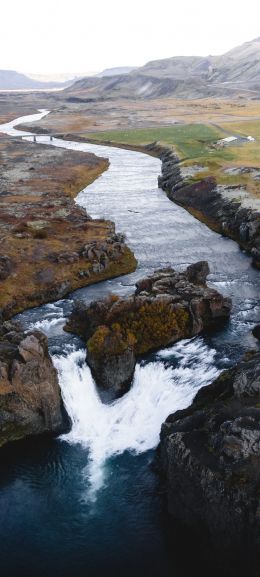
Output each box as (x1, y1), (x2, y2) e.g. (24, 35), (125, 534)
(217, 120), (260, 166)
(85, 123), (234, 161)
(84, 121), (260, 201)
(221, 120), (260, 139)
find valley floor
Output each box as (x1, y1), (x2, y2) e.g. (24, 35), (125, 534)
(13, 94), (260, 210)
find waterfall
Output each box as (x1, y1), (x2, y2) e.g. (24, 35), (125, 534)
(53, 338), (219, 497)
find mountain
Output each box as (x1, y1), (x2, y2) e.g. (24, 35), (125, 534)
(66, 37), (260, 101)
(209, 37), (260, 83)
(0, 70), (72, 90)
(65, 70), (210, 101)
(139, 55), (211, 78)
(96, 66), (137, 77)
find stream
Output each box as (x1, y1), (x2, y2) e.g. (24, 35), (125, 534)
(0, 110), (259, 577)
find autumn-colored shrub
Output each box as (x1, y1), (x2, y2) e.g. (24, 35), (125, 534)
(88, 323), (136, 357)
(114, 301), (190, 354)
(87, 299), (190, 357)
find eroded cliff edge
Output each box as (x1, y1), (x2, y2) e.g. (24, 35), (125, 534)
(159, 351), (260, 562)
(158, 148), (260, 268)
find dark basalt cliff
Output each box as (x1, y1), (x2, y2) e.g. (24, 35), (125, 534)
(158, 149), (260, 269)
(159, 352), (260, 559)
(0, 321), (69, 447)
(66, 261), (231, 395)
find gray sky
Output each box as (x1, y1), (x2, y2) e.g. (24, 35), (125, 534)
(1, 0), (260, 74)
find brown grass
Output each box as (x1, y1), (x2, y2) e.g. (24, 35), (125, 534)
(0, 138), (135, 318)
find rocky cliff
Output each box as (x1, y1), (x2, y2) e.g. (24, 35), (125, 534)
(0, 321), (68, 447)
(159, 351), (260, 558)
(158, 148), (260, 268)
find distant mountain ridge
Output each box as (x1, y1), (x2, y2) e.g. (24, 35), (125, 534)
(0, 68), (137, 91)
(66, 37), (260, 100)
(97, 66), (137, 77)
(0, 70), (72, 90)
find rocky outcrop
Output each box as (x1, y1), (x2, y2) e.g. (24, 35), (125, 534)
(158, 148), (260, 268)
(66, 262), (231, 395)
(159, 351), (260, 556)
(0, 223), (136, 320)
(0, 321), (68, 447)
(87, 324), (136, 396)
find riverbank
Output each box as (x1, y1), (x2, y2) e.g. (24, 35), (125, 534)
(53, 131), (260, 269)
(0, 136), (136, 319)
(158, 148), (260, 268)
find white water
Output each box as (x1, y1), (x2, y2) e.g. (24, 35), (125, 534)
(30, 313), (66, 336)
(53, 338), (219, 497)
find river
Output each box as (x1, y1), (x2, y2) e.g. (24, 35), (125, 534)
(0, 110), (259, 577)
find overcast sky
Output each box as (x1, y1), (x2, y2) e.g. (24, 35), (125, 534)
(1, 0), (260, 74)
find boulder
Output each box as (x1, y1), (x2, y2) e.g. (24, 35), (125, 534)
(186, 261), (209, 285)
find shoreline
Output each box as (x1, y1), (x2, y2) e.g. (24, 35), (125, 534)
(0, 136), (137, 320)
(158, 148), (260, 268)
(55, 132), (260, 269)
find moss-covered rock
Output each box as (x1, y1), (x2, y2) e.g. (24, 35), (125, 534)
(87, 324), (136, 396)
(67, 262), (231, 394)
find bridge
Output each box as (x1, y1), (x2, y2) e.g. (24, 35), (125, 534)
(20, 134), (55, 142)
(12, 131), (115, 146)
(13, 131), (93, 142)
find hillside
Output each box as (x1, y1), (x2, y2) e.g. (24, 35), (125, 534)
(65, 70), (210, 100)
(66, 37), (260, 100)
